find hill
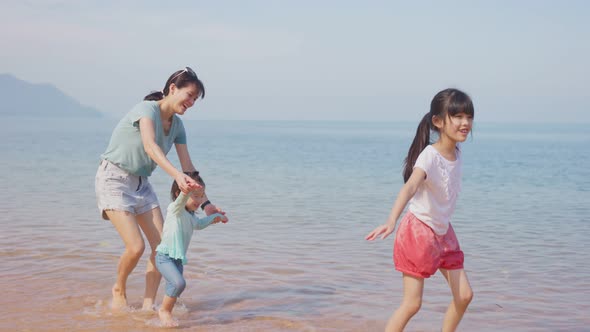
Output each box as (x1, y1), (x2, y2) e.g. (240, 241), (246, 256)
(0, 73), (102, 117)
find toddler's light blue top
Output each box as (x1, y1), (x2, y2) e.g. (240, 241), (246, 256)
(101, 101), (186, 177)
(156, 192), (221, 265)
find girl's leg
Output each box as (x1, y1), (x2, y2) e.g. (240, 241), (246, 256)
(156, 253), (185, 328)
(106, 210), (146, 309)
(159, 295), (179, 327)
(439, 268), (473, 332)
(385, 273), (425, 332)
(136, 207), (165, 310)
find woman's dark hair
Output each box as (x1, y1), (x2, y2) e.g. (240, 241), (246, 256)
(170, 173), (206, 201)
(144, 67), (206, 101)
(402, 88), (474, 182)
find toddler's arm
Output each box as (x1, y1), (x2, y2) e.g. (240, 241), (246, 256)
(169, 192), (191, 215)
(191, 213), (228, 230)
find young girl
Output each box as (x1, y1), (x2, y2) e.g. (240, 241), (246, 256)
(366, 88), (474, 332)
(155, 173), (228, 327)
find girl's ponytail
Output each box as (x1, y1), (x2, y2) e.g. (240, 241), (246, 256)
(144, 91), (164, 101)
(403, 112), (431, 183)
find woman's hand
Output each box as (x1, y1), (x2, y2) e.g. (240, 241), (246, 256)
(211, 214), (229, 224)
(175, 173), (202, 194)
(204, 204), (228, 223)
(365, 223), (395, 241)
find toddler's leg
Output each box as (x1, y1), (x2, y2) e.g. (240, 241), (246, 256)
(385, 273), (424, 332)
(156, 253), (186, 327)
(159, 295), (179, 327)
(440, 268), (473, 332)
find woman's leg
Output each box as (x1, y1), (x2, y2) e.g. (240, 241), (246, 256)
(439, 268), (473, 332)
(106, 210), (146, 309)
(136, 207), (165, 310)
(385, 273), (424, 332)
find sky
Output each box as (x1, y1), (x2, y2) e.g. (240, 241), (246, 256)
(0, 0), (588, 122)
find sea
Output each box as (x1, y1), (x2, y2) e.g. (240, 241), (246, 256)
(0, 117), (589, 331)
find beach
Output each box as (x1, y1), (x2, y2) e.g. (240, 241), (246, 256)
(1, 118), (589, 331)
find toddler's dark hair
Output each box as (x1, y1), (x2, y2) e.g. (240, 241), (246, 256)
(170, 172), (205, 201)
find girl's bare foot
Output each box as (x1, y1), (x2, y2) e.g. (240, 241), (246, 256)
(158, 309), (179, 327)
(111, 284), (127, 310)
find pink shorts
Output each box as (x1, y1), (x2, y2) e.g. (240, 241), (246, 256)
(394, 212), (464, 278)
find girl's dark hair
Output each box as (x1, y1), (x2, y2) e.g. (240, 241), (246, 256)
(144, 67), (206, 101)
(170, 173), (206, 201)
(402, 88), (474, 183)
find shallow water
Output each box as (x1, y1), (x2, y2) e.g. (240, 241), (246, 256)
(1, 118), (589, 331)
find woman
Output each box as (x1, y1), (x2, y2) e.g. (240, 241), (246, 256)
(95, 67), (225, 310)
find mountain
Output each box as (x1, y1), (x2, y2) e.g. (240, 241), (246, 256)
(0, 73), (102, 117)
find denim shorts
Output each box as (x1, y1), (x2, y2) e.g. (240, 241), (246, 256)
(95, 159), (159, 220)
